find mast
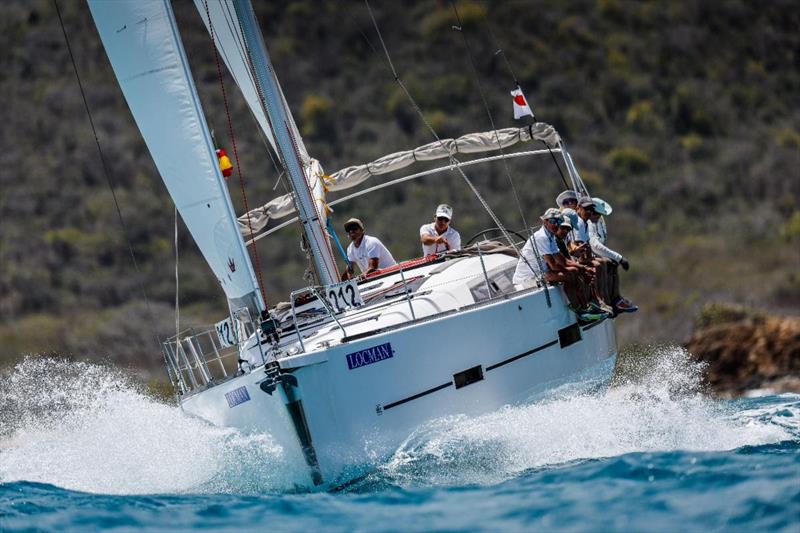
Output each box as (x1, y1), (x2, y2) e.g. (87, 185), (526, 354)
(231, 0), (339, 286)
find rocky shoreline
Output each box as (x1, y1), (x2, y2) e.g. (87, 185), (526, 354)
(684, 305), (800, 397)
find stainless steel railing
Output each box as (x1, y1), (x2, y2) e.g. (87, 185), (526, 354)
(163, 327), (238, 395)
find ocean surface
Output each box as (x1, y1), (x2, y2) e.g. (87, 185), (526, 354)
(1, 348), (798, 532)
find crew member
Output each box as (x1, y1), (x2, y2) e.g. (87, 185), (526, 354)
(573, 197), (613, 312)
(342, 218), (397, 280)
(587, 197), (638, 313)
(420, 204), (461, 256)
(556, 189), (579, 211)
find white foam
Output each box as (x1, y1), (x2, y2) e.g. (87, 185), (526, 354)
(0, 358), (301, 495)
(380, 347), (797, 487)
(1, 350), (795, 494)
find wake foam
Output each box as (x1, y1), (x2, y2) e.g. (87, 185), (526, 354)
(1, 349), (796, 494)
(378, 346), (798, 487)
(0, 358), (302, 495)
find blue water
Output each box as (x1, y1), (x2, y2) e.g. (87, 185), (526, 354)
(1, 350), (798, 531)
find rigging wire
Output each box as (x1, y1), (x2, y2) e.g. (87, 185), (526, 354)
(174, 207), (180, 338)
(481, 9), (575, 252)
(449, 0), (530, 235)
(363, 0), (549, 302)
(54, 0), (165, 348)
(203, 0), (270, 308)
(364, 0), (507, 241)
(450, 0), (553, 290)
(485, 23), (520, 87)
(483, 17), (571, 191)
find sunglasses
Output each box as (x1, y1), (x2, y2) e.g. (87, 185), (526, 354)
(436, 217), (450, 222)
(562, 199), (578, 206)
(345, 226), (362, 233)
(547, 218), (562, 225)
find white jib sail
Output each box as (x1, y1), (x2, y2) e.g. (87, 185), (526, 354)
(89, 0), (265, 315)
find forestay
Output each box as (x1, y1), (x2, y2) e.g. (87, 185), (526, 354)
(89, 0), (265, 315)
(237, 123), (561, 235)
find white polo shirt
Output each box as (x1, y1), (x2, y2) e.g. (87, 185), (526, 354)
(512, 225), (559, 286)
(419, 223), (462, 256)
(347, 235), (397, 273)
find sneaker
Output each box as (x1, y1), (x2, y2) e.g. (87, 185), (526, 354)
(577, 308), (609, 323)
(588, 301), (615, 315)
(614, 297), (639, 313)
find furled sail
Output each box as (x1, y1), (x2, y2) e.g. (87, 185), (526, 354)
(194, 0), (337, 284)
(237, 123), (561, 235)
(89, 0), (265, 315)
(192, 0), (278, 158)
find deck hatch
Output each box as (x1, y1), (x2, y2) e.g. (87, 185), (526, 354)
(558, 323), (582, 348)
(453, 365), (484, 389)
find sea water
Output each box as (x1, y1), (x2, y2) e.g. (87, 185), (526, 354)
(1, 349), (798, 532)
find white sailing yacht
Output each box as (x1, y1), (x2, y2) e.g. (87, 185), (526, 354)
(88, 0), (618, 486)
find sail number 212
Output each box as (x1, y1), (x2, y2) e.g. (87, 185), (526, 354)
(324, 279), (363, 313)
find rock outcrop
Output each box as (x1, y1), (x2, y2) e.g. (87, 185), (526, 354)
(684, 307), (800, 396)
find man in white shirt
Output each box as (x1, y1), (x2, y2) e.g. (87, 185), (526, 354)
(556, 189), (579, 211)
(342, 218), (397, 280)
(419, 204), (461, 256)
(512, 208), (561, 287)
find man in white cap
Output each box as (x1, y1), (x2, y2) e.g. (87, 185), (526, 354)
(341, 218), (397, 280)
(555, 189), (579, 211)
(419, 204), (461, 256)
(587, 198), (637, 313)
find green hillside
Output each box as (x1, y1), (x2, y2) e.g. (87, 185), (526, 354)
(1, 0), (798, 376)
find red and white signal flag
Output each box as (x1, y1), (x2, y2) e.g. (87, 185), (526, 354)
(510, 87), (533, 120)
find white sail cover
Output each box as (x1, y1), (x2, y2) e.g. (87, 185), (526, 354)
(238, 123), (560, 234)
(89, 0), (265, 313)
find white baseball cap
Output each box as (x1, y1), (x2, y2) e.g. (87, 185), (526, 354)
(435, 204), (453, 220)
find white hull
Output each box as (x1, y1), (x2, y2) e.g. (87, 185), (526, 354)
(181, 280), (617, 486)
